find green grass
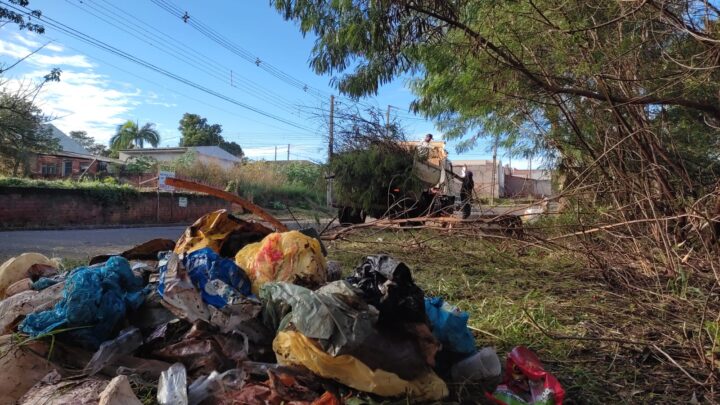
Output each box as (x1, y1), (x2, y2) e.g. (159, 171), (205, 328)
(327, 230), (714, 404)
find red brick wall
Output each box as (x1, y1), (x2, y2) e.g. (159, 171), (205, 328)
(32, 155), (101, 178)
(0, 187), (231, 229)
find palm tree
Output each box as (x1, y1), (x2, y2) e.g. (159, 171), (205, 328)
(110, 120), (160, 150)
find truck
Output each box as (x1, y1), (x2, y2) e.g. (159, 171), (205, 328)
(332, 140), (464, 224)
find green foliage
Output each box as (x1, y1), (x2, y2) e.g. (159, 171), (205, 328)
(0, 89), (59, 176)
(0, 176), (138, 205)
(178, 113), (244, 158)
(330, 144), (420, 212)
(177, 160), (325, 209)
(124, 155), (156, 175)
(110, 120), (160, 150)
(0, 1), (45, 34)
(68, 130), (107, 156)
(280, 161), (323, 189)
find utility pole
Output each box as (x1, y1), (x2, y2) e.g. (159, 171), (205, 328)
(386, 105), (391, 135)
(327, 95), (335, 207)
(274, 145), (277, 161)
(287, 144), (290, 161)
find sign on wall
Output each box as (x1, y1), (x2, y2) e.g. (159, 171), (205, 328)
(158, 170), (175, 191)
(178, 196), (188, 207)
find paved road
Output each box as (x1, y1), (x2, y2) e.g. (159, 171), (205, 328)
(0, 226), (188, 261)
(0, 219), (328, 261)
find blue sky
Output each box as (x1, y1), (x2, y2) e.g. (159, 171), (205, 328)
(0, 0), (512, 164)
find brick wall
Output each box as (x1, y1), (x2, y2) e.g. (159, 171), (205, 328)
(0, 187), (231, 229)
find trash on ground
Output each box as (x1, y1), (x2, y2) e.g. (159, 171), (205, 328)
(98, 375), (143, 405)
(157, 362), (188, 405)
(0, 210), (567, 404)
(0, 281), (64, 334)
(0, 252), (58, 298)
(273, 330), (449, 400)
(89, 238), (176, 265)
(85, 326), (144, 376)
(425, 296), (477, 355)
(235, 230), (328, 294)
(0, 335), (55, 404)
(185, 247), (253, 307)
(490, 346), (565, 405)
(18, 371), (109, 405)
(19, 256), (146, 349)
(347, 255), (426, 324)
(174, 209), (272, 256)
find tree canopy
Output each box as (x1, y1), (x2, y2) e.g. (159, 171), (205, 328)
(273, 0), (720, 202)
(178, 113), (244, 158)
(69, 130), (108, 156)
(0, 88), (59, 175)
(110, 120), (160, 150)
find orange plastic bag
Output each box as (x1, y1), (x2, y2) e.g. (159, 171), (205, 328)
(174, 210), (271, 255)
(234, 231), (327, 294)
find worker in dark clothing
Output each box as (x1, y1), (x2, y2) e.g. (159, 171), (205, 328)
(460, 171), (474, 219)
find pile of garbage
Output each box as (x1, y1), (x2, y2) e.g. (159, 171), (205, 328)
(0, 209), (565, 404)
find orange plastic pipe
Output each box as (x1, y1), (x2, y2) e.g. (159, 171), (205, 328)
(165, 177), (288, 232)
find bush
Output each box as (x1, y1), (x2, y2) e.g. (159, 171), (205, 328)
(0, 176), (138, 205)
(175, 161), (326, 209)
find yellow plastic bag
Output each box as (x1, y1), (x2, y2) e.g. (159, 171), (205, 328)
(174, 210), (271, 255)
(273, 331), (448, 401)
(0, 253), (57, 299)
(235, 231), (327, 294)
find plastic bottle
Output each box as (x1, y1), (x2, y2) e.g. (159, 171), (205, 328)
(451, 346), (502, 382)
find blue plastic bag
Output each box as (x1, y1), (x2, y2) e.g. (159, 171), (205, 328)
(157, 247), (252, 309)
(19, 256), (146, 349)
(425, 297), (477, 355)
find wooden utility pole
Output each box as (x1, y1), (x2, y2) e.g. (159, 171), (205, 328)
(287, 144), (290, 161)
(386, 105), (391, 135)
(327, 95), (335, 207)
(274, 145), (277, 161)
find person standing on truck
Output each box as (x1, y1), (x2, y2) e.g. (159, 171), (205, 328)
(418, 133), (433, 160)
(460, 171), (474, 219)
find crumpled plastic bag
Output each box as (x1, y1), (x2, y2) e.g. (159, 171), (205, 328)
(157, 253), (211, 323)
(0, 252), (58, 298)
(260, 281), (378, 356)
(158, 363), (188, 405)
(273, 330), (448, 401)
(235, 231), (327, 294)
(425, 296), (477, 355)
(346, 255), (426, 324)
(19, 256), (146, 349)
(0, 281), (64, 334)
(490, 346), (565, 405)
(185, 247), (253, 308)
(174, 209), (272, 256)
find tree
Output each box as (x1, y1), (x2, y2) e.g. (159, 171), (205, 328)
(178, 113), (244, 158)
(0, 88), (59, 176)
(69, 130), (108, 156)
(0, 0), (44, 34)
(110, 120), (160, 150)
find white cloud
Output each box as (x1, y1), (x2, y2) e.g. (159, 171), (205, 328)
(1, 30), (177, 145)
(0, 37), (92, 68)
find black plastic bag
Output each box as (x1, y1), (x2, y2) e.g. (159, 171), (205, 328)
(346, 255), (426, 324)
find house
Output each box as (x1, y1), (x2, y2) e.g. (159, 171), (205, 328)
(503, 167), (552, 198)
(452, 159), (504, 198)
(30, 125), (122, 178)
(119, 146), (242, 170)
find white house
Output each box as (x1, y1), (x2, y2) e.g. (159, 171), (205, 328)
(119, 146), (242, 170)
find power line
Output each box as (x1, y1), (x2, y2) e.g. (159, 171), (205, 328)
(66, 0), (303, 116)
(1, 1), (315, 133)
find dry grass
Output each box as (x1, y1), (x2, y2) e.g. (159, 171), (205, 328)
(326, 229), (720, 404)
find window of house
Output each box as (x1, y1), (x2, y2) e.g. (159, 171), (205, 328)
(98, 162), (108, 171)
(63, 161), (73, 176)
(41, 164), (57, 175)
